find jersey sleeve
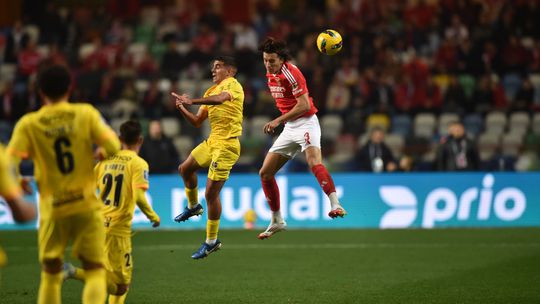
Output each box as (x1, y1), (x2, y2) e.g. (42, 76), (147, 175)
(287, 64), (308, 98)
(88, 105), (120, 157)
(222, 79), (243, 102)
(7, 116), (31, 159)
(132, 158), (149, 190)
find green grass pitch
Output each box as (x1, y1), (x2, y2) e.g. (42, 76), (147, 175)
(1, 228), (539, 303)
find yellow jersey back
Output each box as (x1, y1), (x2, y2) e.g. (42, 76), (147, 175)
(202, 77), (244, 140)
(95, 150), (149, 236)
(7, 102), (120, 219)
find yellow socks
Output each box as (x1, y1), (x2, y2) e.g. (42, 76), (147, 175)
(82, 268), (106, 304)
(108, 293), (127, 304)
(185, 187), (199, 208)
(206, 219), (220, 244)
(38, 271), (62, 304)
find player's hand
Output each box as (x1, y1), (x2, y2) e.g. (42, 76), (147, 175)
(20, 177), (33, 195)
(94, 147), (106, 161)
(152, 220), (160, 228)
(11, 200), (36, 223)
(263, 120), (280, 134)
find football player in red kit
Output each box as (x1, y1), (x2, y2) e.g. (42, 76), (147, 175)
(257, 37), (347, 240)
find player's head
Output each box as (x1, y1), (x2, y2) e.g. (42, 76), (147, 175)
(211, 55), (237, 83)
(119, 120), (143, 149)
(37, 64), (72, 102)
(258, 37), (291, 74)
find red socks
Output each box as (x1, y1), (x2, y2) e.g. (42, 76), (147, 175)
(311, 164), (336, 195)
(261, 178), (280, 211)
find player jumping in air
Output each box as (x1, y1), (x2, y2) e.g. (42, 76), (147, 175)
(8, 64), (121, 304)
(257, 37), (347, 240)
(64, 120), (160, 304)
(171, 56), (244, 259)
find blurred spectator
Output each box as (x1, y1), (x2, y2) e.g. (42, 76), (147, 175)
(142, 79), (164, 119)
(4, 20), (29, 64)
(435, 121), (480, 171)
(512, 78), (534, 112)
(355, 127), (396, 172)
(140, 120), (179, 174)
(398, 155), (415, 172)
(443, 75), (467, 114)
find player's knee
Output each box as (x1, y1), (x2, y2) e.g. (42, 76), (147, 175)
(42, 258), (63, 273)
(259, 168), (273, 180)
(115, 284), (129, 296)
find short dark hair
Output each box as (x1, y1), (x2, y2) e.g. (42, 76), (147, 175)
(37, 65), (71, 100)
(119, 120), (142, 145)
(214, 55), (237, 68)
(258, 37), (291, 61)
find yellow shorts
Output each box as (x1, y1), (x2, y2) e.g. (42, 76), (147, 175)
(38, 210), (105, 264)
(104, 234), (132, 285)
(191, 137), (240, 181)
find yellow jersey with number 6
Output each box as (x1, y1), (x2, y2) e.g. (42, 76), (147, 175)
(7, 101), (120, 220)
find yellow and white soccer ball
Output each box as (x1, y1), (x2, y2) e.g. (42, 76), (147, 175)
(316, 29), (343, 55)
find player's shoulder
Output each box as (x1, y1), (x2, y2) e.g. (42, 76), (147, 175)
(70, 102), (100, 114)
(281, 62), (304, 81)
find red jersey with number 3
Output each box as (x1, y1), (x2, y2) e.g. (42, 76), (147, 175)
(265, 62), (318, 119)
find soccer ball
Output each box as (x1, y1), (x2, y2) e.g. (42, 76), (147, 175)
(316, 30), (343, 55)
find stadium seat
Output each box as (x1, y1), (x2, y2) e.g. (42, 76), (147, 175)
(413, 113), (436, 139)
(437, 112), (460, 136)
(477, 133), (500, 161)
(320, 114), (343, 140)
(508, 111), (530, 137)
(384, 133), (405, 158)
(502, 73), (522, 101)
(391, 114), (411, 138)
(463, 113), (483, 138)
(328, 135), (356, 172)
(501, 133), (523, 157)
(78, 43), (96, 60)
(111, 99), (138, 119)
(458, 74), (475, 99)
(128, 42), (148, 66)
(135, 79), (150, 94)
(177, 79), (197, 97)
(172, 135), (194, 160)
(161, 117), (181, 137)
(158, 78), (172, 93)
(0, 64), (17, 81)
(485, 111), (507, 134)
(109, 118), (125, 133)
(532, 113), (540, 135)
(365, 113), (390, 132)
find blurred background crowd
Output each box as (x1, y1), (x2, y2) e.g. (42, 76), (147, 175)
(1, 0), (540, 174)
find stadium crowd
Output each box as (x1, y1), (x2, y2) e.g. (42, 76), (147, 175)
(1, 0), (540, 173)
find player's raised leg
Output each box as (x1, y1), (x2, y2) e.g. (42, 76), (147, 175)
(305, 146), (347, 218)
(258, 152), (289, 240)
(175, 155), (204, 222)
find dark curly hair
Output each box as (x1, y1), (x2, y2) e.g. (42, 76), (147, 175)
(258, 37), (291, 61)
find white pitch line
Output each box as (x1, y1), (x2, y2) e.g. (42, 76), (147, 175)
(4, 242), (540, 251)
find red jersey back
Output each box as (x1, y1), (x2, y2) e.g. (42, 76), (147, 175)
(265, 62), (318, 119)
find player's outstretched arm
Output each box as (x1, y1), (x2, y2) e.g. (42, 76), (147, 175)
(173, 99), (208, 128)
(134, 187), (160, 227)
